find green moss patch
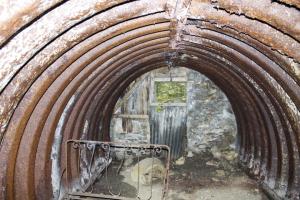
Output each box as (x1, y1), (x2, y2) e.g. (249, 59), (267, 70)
(155, 82), (186, 103)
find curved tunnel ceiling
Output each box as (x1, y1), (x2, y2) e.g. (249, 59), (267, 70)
(0, 0), (299, 199)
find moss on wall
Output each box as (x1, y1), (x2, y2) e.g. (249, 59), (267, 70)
(155, 82), (186, 103)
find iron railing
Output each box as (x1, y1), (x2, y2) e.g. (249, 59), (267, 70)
(64, 140), (170, 200)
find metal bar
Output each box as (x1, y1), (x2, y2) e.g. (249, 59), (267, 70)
(149, 103), (186, 106)
(112, 114), (149, 119)
(67, 192), (136, 200)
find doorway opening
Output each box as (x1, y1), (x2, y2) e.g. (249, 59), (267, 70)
(106, 67), (269, 199)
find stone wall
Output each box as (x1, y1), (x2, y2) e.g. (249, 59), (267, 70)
(110, 67), (237, 154)
(186, 70), (237, 153)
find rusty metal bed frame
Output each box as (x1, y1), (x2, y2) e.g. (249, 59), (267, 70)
(64, 140), (171, 200)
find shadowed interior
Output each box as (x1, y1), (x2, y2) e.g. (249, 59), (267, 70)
(0, 0), (299, 199)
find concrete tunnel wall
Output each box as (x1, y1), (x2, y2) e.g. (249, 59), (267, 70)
(0, 0), (299, 199)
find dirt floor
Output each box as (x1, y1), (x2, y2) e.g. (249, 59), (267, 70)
(166, 152), (269, 200)
(91, 149), (270, 200)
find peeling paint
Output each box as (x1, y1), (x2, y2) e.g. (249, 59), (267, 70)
(51, 95), (75, 199)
